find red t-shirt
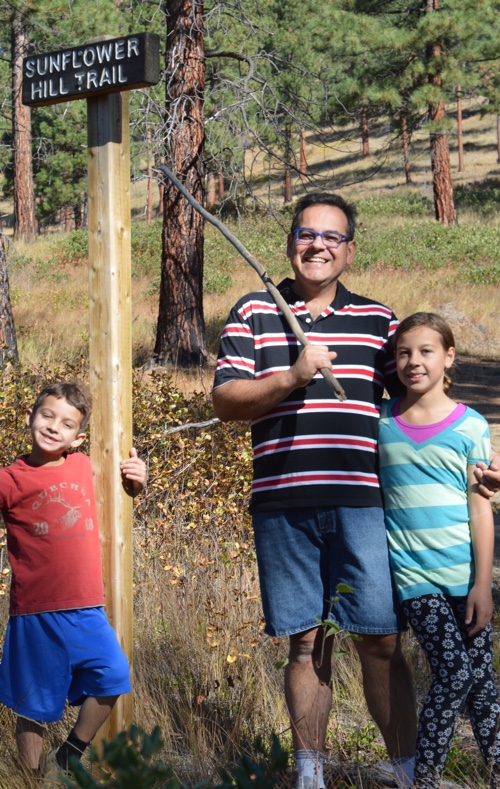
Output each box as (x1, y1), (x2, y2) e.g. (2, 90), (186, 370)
(0, 452), (105, 615)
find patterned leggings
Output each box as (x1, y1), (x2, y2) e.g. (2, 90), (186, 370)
(403, 594), (500, 789)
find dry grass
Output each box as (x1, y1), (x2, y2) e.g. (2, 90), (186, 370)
(7, 251), (499, 382)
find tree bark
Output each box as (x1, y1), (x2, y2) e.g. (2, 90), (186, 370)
(457, 85), (465, 172)
(426, 0), (456, 225)
(283, 127), (292, 204)
(12, 10), (37, 243)
(218, 170), (224, 202)
(401, 111), (412, 185)
(0, 231), (19, 364)
(146, 126), (154, 225)
(74, 200), (83, 230)
(154, 153), (165, 216)
(299, 127), (307, 181)
(361, 99), (369, 158)
(206, 170), (216, 208)
(151, 0), (207, 368)
(63, 205), (71, 232)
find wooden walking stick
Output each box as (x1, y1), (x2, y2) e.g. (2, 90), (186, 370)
(155, 164), (347, 402)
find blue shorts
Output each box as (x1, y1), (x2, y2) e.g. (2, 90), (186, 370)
(0, 607), (131, 723)
(252, 506), (404, 637)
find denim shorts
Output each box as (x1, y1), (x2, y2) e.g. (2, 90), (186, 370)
(252, 506), (404, 637)
(0, 607), (131, 723)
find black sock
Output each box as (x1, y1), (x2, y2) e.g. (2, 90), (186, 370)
(56, 730), (89, 771)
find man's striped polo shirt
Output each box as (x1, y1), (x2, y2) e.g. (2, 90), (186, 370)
(214, 278), (399, 513)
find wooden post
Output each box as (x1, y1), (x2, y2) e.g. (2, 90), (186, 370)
(21, 31), (159, 745)
(87, 91), (133, 740)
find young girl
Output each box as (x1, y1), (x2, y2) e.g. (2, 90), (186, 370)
(378, 312), (500, 789)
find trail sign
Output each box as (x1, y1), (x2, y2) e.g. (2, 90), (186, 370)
(21, 34), (160, 742)
(22, 32), (159, 107)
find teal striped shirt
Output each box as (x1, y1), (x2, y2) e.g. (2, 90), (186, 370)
(378, 399), (490, 603)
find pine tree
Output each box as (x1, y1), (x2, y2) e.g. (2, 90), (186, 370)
(315, 0), (499, 223)
(150, 0), (208, 369)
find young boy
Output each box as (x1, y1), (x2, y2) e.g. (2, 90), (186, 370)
(0, 381), (147, 779)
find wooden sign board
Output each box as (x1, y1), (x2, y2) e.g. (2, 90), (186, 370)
(22, 32), (159, 108)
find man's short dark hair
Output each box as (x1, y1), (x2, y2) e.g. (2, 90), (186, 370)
(31, 382), (93, 430)
(290, 193), (357, 241)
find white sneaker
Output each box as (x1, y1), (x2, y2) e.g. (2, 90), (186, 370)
(295, 776), (325, 789)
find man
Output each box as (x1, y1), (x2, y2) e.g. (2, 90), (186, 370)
(212, 192), (498, 789)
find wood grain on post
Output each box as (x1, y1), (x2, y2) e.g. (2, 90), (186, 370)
(87, 91), (133, 742)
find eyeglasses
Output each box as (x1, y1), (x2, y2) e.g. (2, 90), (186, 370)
(293, 227), (349, 249)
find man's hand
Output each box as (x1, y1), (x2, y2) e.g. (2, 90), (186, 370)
(120, 448), (147, 496)
(213, 345), (338, 422)
(474, 457), (500, 498)
(287, 344), (337, 390)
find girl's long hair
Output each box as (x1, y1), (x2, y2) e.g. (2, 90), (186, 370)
(394, 312), (456, 393)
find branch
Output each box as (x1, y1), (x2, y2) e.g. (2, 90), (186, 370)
(154, 164), (347, 402)
(164, 418), (220, 435)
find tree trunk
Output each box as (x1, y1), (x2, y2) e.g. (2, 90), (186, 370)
(74, 200), (83, 230)
(146, 126), (153, 225)
(12, 10), (37, 243)
(497, 115), (500, 164)
(154, 153), (164, 216)
(0, 231), (19, 364)
(457, 85), (465, 172)
(283, 127), (292, 204)
(426, 0), (456, 225)
(218, 170), (224, 202)
(401, 111), (412, 185)
(283, 166), (292, 204)
(429, 115), (455, 224)
(361, 99), (369, 158)
(299, 127), (307, 181)
(206, 170), (216, 209)
(151, 0), (207, 368)
(63, 205), (71, 232)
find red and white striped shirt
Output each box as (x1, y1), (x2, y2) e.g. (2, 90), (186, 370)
(214, 279), (400, 512)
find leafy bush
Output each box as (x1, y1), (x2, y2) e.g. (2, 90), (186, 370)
(357, 193), (434, 220)
(131, 224), (162, 279)
(55, 230), (89, 265)
(67, 726), (178, 788)
(463, 262), (500, 285)
(65, 726), (288, 789)
(454, 179), (500, 217)
(354, 222), (500, 277)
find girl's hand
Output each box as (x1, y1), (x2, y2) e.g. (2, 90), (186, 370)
(465, 584), (493, 637)
(120, 448), (147, 496)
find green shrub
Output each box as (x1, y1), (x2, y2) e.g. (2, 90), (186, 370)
(454, 179), (500, 217)
(357, 193), (434, 220)
(131, 224), (162, 279)
(354, 222), (500, 273)
(56, 230), (88, 265)
(64, 726), (288, 789)
(66, 725), (180, 788)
